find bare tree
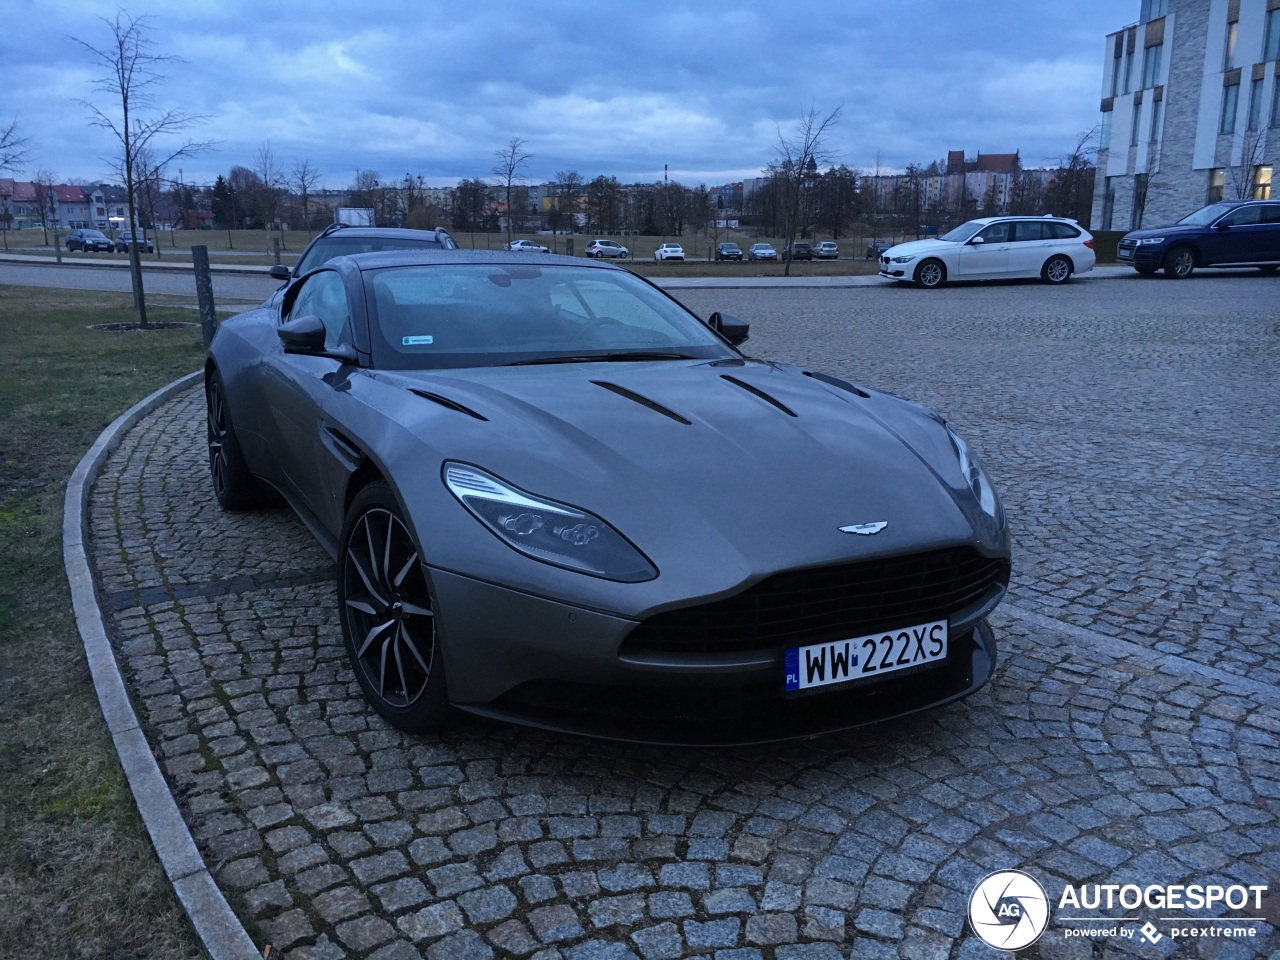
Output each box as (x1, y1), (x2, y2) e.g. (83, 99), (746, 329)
(1225, 128), (1268, 200)
(74, 11), (211, 327)
(492, 136), (532, 246)
(551, 169), (583, 236)
(254, 140), (284, 229)
(772, 106), (842, 276)
(1, 117), (30, 171)
(1043, 127), (1098, 225)
(32, 169), (59, 247)
(290, 158), (322, 235)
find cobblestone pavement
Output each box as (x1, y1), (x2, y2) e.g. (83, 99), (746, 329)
(88, 274), (1280, 959)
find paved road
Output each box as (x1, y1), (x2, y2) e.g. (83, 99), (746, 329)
(87, 273), (1280, 959)
(0, 259), (279, 303)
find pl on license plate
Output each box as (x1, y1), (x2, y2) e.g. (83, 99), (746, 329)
(784, 619), (948, 692)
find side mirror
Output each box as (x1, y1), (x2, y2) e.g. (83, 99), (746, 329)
(279, 314), (328, 353)
(708, 311), (750, 346)
(279, 315), (359, 363)
(269, 264), (292, 281)
(1216, 222), (1231, 231)
(969, 236), (986, 245)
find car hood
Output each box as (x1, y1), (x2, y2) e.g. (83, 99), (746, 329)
(882, 238), (953, 258)
(360, 359), (994, 612)
(1121, 223), (1204, 241)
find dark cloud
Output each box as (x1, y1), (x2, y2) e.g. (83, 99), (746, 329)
(1, 0), (1127, 188)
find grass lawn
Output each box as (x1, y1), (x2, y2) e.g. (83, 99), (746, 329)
(3, 228), (899, 273)
(0, 285), (207, 957)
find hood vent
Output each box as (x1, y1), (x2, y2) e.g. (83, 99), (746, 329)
(409, 389), (488, 421)
(591, 381), (691, 424)
(804, 370), (871, 399)
(720, 375), (797, 417)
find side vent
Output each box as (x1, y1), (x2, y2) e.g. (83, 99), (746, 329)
(720, 375), (797, 417)
(409, 389), (488, 421)
(591, 381), (691, 424)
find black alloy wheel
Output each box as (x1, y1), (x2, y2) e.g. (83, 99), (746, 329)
(205, 372), (263, 510)
(1163, 246), (1195, 279)
(339, 482), (449, 732)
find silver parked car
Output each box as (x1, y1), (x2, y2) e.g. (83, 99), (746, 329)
(206, 250), (1010, 744)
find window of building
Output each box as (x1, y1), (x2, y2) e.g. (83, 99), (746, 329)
(1142, 0), (1167, 19)
(1132, 102), (1143, 146)
(1142, 43), (1162, 87)
(1123, 47), (1134, 93)
(1225, 21), (1239, 70)
(1112, 49), (1123, 97)
(1221, 83), (1240, 134)
(1266, 8), (1280, 61)
(1100, 109), (1114, 149)
(1132, 173), (1149, 229)
(1207, 168), (1226, 203)
(1248, 78), (1264, 129)
(1102, 177), (1116, 230)
(1274, 77), (1280, 125)
(1151, 97), (1164, 141)
(1255, 165), (1274, 199)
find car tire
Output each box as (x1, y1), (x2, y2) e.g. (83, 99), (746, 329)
(205, 370), (267, 511)
(1041, 255), (1072, 285)
(338, 480), (451, 734)
(914, 259), (946, 289)
(1163, 247), (1195, 279)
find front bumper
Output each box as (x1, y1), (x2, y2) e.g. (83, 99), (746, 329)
(1116, 241), (1161, 266)
(428, 562), (1004, 745)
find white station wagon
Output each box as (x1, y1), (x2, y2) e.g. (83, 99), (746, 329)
(879, 215), (1095, 288)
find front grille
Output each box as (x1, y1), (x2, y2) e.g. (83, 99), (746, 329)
(1117, 239), (1138, 253)
(621, 546), (1008, 656)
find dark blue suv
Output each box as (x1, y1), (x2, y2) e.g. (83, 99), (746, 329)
(1117, 200), (1280, 278)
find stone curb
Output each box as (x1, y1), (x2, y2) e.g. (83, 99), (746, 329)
(62, 369), (261, 960)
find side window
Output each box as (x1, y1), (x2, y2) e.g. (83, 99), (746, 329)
(1260, 204), (1280, 224)
(1222, 205), (1262, 226)
(1047, 222), (1081, 240)
(977, 223), (1010, 243)
(289, 271), (351, 350)
(1013, 221), (1045, 242)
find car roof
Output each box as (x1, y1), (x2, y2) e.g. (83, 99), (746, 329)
(332, 249), (626, 272)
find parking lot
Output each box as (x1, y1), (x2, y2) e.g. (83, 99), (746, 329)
(86, 272), (1280, 959)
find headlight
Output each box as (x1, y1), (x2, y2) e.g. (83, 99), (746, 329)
(891, 254), (916, 263)
(444, 463), (657, 582)
(947, 429), (1002, 524)
(1135, 237), (1165, 245)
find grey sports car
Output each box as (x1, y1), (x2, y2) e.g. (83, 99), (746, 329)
(205, 250), (1010, 745)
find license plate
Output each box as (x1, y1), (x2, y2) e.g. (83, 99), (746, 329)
(1118, 248), (1132, 260)
(784, 619), (948, 692)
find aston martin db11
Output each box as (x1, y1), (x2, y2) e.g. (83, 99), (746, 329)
(205, 250), (1010, 744)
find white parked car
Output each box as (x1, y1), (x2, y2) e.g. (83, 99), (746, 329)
(585, 239), (629, 259)
(653, 243), (685, 261)
(505, 239), (550, 253)
(878, 216), (1095, 288)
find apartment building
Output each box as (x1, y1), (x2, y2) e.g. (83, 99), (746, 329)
(1093, 0), (1279, 230)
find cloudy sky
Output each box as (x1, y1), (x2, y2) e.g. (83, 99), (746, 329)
(2, 1), (1133, 190)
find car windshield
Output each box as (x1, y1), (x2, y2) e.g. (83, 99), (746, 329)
(366, 263), (734, 370)
(938, 221), (987, 242)
(297, 235), (450, 274)
(1176, 203), (1235, 226)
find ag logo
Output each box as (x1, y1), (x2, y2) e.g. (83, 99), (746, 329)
(968, 869), (1050, 950)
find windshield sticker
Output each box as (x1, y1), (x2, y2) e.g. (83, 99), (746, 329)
(402, 335), (434, 346)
